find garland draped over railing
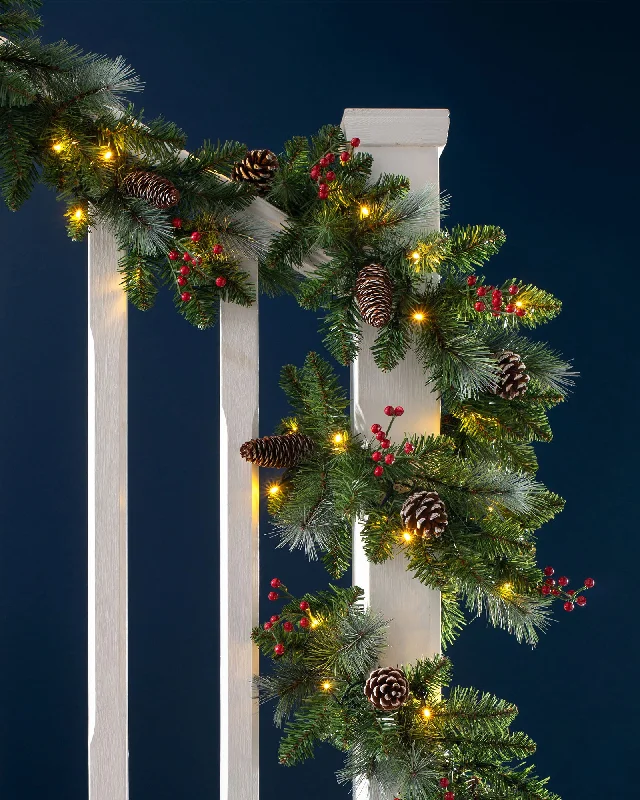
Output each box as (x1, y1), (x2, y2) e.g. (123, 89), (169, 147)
(1, 3), (595, 798)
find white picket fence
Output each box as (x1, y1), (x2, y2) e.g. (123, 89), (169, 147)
(87, 108), (449, 800)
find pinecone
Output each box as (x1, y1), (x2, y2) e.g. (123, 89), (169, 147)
(355, 263), (393, 328)
(231, 149), (279, 195)
(400, 490), (448, 539)
(239, 433), (314, 468)
(493, 350), (530, 400)
(364, 667), (409, 711)
(121, 170), (180, 209)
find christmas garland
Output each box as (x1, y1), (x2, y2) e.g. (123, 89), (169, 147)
(1, 3), (596, 798)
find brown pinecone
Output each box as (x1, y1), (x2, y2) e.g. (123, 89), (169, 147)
(364, 667), (409, 711)
(239, 433), (314, 468)
(231, 149), (279, 195)
(121, 170), (180, 209)
(400, 490), (448, 539)
(493, 350), (530, 400)
(355, 264), (393, 328)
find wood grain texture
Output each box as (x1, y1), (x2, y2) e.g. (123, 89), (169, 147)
(342, 109), (449, 800)
(88, 225), (129, 800)
(219, 257), (260, 800)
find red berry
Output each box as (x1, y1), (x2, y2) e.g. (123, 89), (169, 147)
(283, 621), (294, 632)
(270, 578), (281, 588)
(319, 156), (330, 167)
(444, 793), (455, 800)
(474, 301), (486, 312)
(376, 431), (386, 442)
(274, 643), (285, 655)
(194, 256), (202, 266)
(541, 585), (551, 595)
(492, 288), (502, 296)
(492, 297), (502, 308)
(350, 137), (361, 147)
(509, 285), (519, 295)
(318, 186), (329, 199)
(191, 231), (202, 242)
(515, 307), (526, 317)
(384, 405), (395, 416)
(326, 170), (336, 182)
(584, 577), (595, 588)
(371, 423), (382, 434)
(492, 311), (501, 317)
(567, 590), (576, 596)
(558, 576), (569, 587)
(476, 286), (487, 297)
(177, 276), (187, 287)
(270, 615), (279, 622)
(263, 621), (272, 630)
(212, 244), (224, 255)
(372, 451), (382, 462)
(505, 304), (516, 313)
(181, 292), (191, 302)
(488, 285), (495, 290)
(467, 275), (477, 286)
(373, 466), (384, 477)
(394, 406), (404, 416)
(544, 578), (555, 586)
(267, 591), (279, 601)
(543, 566), (554, 576)
(216, 276), (227, 288)
(326, 152), (335, 163)
(299, 601), (310, 611)
(404, 442), (414, 454)
(171, 218), (182, 228)
(564, 601), (574, 612)
(168, 250), (179, 261)
(552, 589), (560, 596)
(179, 265), (190, 277)
(340, 152), (350, 162)
(381, 439), (391, 449)
(439, 778), (450, 788)
(310, 166), (320, 180)
(576, 595), (587, 607)
(384, 454), (395, 465)
(299, 617), (310, 628)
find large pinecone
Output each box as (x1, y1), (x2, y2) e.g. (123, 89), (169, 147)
(121, 170), (180, 209)
(400, 490), (448, 539)
(364, 667), (409, 711)
(231, 149), (279, 195)
(493, 350), (530, 400)
(355, 264), (393, 328)
(239, 433), (314, 468)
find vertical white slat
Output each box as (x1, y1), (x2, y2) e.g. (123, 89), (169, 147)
(341, 108), (449, 800)
(219, 257), (260, 800)
(88, 224), (129, 800)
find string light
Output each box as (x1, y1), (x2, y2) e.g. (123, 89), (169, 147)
(288, 420), (299, 433)
(333, 433), (344, 445)
(322, 681), (332, 691)
(52, 142), (63, 153)
(515, 301), (523, 308)
(487, 506), (494, 513)
(72, 208), (84, 221)
(332, 432), (348, 451)
(411, 251), (420, 261)
(102, 149), (113, 161)
(502, 582), (512, 592)
(360, 206), (370, 218)
(310, 616), (321, 628)
(412, 311), (426, 323)
(403, 531), (412, 542)
(268, 484), (280, 496)
(421, 707), (431, 719)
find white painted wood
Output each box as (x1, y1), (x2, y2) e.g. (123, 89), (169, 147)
(219, 256), (260, 800)
(342, 108), (449, 800)
(88, 225), (129, 800)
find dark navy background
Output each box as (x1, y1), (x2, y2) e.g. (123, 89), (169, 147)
(1, 1), (636, 798)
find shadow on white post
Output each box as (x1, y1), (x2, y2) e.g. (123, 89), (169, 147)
(88, 225), (129, 800)
(341, 108), (450, 800)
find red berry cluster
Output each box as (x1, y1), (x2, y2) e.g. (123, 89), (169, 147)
(263, 579), (313, 655)
(168, 220), (227, 302)
(468, 276), (526, 318)
(439, 778), (454, 800)
(310, 137), (360, 200)
(539, 566), (595, 611)
(370, 405), (413, 477)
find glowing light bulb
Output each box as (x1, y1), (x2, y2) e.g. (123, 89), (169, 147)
(502, 582), (512, 591)
(333, 433), (343, 445)
(73, 208), (84, 221)
(403, 531), (412, 542)
(52, 142), (63, 153)
(103, 149), (113, 161)
(288, 421), (298, 432)
(487, 506), (494, 512)
(360, 206), (370, 217)
(515, 301), (523, 308)
(310, 617), (320, 628)
(411, 251), (420, 261)
(322, 681), (331, 691)
(412, 311), (426, 323)
(268, 484), (280, 496)
(422, 707), (431, 719)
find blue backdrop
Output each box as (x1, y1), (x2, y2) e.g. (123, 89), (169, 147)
(0, 1), (636, 798)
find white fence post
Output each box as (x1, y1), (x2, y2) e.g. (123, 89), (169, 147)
(219, 257), (260, 800)
(341, 108), (450, 800)
(88, 225), (129, 800)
